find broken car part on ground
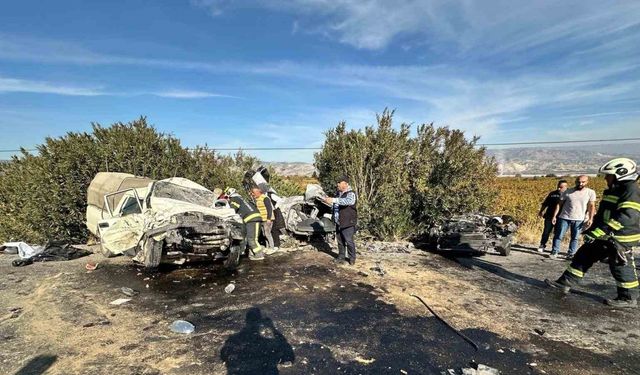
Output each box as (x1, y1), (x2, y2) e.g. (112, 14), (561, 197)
(428, 214), (518, 256)
(86, 172), (246, 269)
(243, 167), (336, 238)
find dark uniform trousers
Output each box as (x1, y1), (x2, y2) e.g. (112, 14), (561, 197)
(337, 225), (356, 263)
(559, 240), (639, 300)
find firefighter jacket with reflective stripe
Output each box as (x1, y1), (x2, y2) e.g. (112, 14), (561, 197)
(586, 180), (640, 246)
(228, 195), (262, 223)
(255, 194), (274, 221)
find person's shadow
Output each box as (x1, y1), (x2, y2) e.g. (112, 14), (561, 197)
(220, 307), (295, 375)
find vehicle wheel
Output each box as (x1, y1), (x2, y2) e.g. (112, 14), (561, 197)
(496, 237), (511, 256)
(223, 244), (242, 270)
(143, 238), (163, 268)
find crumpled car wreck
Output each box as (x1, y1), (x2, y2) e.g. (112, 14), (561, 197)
(243, 167), (336, 238)
(86, 172), (245, 269)
(428, 214), (518, 256)
(278, 184), (336, 237)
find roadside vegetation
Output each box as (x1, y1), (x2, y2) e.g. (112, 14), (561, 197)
(314, 109), (497, 240)
(0, 117), (298, 243)
(2, 112), (600, 246)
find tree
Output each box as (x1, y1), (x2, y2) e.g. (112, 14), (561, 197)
(0, 117), (270, 243)
(314, 109), (498, 240)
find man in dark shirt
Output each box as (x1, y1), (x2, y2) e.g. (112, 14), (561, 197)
(324, 175), (358, 265)
(537, 179), (568, 252)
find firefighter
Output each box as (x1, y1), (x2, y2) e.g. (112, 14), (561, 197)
(224, 187), (264, 261)
(545, 158), (640, 308)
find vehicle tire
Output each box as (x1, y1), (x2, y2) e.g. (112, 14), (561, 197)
(143, 238), (163, 268)
(496, 237), (511, 256)
(223, 244), (242, 270)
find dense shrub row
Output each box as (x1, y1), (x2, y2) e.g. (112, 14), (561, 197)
(0, 117), (298, 243)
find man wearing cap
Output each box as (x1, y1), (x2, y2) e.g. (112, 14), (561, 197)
(324, 176), (358, 265)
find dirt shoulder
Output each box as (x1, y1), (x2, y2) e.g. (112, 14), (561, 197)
(0, 243), (638, 374)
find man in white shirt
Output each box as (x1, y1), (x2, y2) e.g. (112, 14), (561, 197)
(550, 175), (596, 259)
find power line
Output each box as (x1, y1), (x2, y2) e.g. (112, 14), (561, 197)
(1, 137), (639, 154)
(479, 137), (640, 146)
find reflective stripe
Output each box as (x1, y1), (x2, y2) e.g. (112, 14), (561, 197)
(590, 228), (606, 238)
(243, 213), (262, 223)
(252, 222), (262, 251)
(602, 195), (619, 204)
(566, 266), (584, 278)
(619, 201), (640, 212)
(617, 280), (640, 289)
(255, 196), (268, 221)
(230, 201), (240, 208)
(584, 233), (595, 241)
(603, 210), (611, 223)
(614, 233), (640, 243)
(606, 219), (624, 231)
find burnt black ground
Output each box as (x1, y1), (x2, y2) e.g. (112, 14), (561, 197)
(1, 244), (639, 374)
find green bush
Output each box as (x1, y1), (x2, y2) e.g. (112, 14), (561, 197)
(0, 117), (260, 243)
(314, 109), (497, 240)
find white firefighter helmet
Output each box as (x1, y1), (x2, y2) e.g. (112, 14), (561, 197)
(598, 158), (638, 181)
(224, 187), (238, 196)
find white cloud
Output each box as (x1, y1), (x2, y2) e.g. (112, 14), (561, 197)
(0, 32), (638, 143)
(0, 75), (237, 100)
(0, 76), (104, 96)
(191, 0), (640, 54)
(150, 90), (238, 99)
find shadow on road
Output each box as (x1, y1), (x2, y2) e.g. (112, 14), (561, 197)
(453, 256), (605, 303)
(510, 244), (550, 258)
(309, 240), (338, 259)
(14, 355), (57, 375)
(220, 307), (295, 375)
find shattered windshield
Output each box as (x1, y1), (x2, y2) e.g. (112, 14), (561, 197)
(152, 181), (216, 207)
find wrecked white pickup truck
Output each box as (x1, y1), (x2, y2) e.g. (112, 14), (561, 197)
(86, 172), (246, 269)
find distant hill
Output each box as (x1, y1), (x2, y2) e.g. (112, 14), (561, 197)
(262, 162), (317, 177)
(489, 143), (640, 176)
(264, 143), (640, 177)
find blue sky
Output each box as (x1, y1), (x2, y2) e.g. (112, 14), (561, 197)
(0, 0), (639, 162)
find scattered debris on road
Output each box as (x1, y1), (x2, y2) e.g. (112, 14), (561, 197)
(224, 283), (236, 294)
(109, 298), (131, 306)
(411, 294), (479, 351)
(170, 320), (195, 334)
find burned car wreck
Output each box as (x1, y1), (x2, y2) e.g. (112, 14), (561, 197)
(86, 172), (246, 269)
(428, 214), (518, 256)
(243, 167), (336, 239)
(278, 184), (336, 238)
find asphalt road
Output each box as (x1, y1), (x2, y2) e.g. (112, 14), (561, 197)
(1, 243), (638, 374)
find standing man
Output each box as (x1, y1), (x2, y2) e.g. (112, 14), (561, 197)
(251, 186), (276, 254)
(324, 176), (357, 265)
(225, 187), (264, 261)
(549, 175), (596, 259)
(546, 158), (640, 308)
(268, 191), (285, 251)
(537, 180), (569, 252)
